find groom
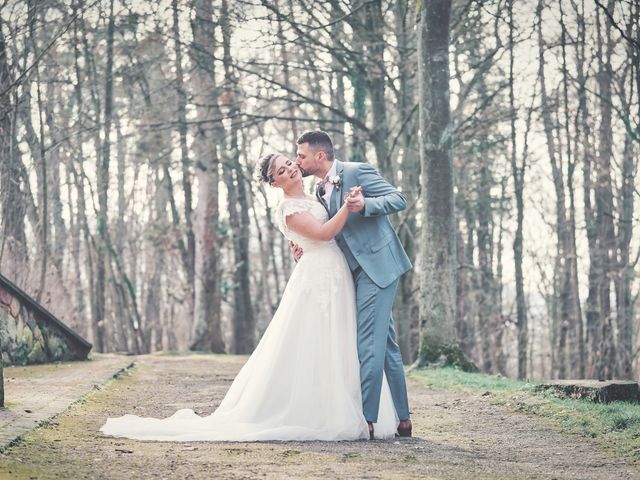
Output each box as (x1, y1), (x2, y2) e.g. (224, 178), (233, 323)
(294, 130), (412, 439)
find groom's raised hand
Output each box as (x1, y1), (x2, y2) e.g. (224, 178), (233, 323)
(345, 186), (365, 213)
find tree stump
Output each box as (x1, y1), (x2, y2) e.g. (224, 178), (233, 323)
(538, 380), (639, 403)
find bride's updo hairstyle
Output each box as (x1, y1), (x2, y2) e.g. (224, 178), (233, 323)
(257, 153), (279, 185)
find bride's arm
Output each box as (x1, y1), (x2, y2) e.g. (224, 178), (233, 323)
(286, 203), (350, 242)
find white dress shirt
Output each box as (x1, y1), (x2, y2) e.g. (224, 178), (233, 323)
(321, 162), (337, 205)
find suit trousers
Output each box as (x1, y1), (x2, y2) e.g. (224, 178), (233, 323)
(353, 267), (410, 423)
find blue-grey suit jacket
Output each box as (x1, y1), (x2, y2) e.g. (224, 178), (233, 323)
(328, 160), (412, 289)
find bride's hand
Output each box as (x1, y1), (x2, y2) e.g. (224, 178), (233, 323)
(345, 186), (364, 213)
(289, 240), (303, 262)
(346, 186), (362, 199)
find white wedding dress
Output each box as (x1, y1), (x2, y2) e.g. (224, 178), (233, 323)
(100, 195), (398, 441)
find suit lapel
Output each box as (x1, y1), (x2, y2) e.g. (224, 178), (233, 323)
(330, 161), (345, 215)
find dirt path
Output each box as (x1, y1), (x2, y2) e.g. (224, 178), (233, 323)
(0, 354), (637, 479)
(0, 355), (133, 449)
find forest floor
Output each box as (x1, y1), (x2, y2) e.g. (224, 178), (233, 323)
(0, 353), (639, 480)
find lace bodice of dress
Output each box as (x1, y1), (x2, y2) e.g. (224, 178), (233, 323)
(275, 196), (332, 250)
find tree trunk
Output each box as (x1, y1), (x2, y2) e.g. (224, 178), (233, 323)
(478, 158), (493, 373)
(330, 14), (346, 161)
(360, 0), (391, 177)
(145, 169), (167, 352)
(393, 0), (419, 363)
(221, 0), (255, 354)
(26, 1), (49, 303)
(594, 2), (617, 380)
(0, 351), (3, 408)
(511, 0), (527, 379)
(350, 31), (367, 163)
(249, 170), (282, 330)
(537, 0), (565, 378)
(559, 0), (584, 379)
(417, 0), (472, 370)
(171, 0), (196, 320)
(44, 62), (66, 277)
(276, 0), (298, 145)
(189, 0), (225, 353)
(94, 0), (116, 352)
(537, 0), (582, 379)
(615, 1), (640, 379)
(572, 0), (599, 379)
(616, 135), (634, 378)
(113, 118), (130, 352)
(78, 0), (104, 347)
(495, 176), (508, 375)
(70, 1), (93, 344)
(0, 19), (28, 267)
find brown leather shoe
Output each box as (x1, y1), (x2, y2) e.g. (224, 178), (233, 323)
(397, 419), (412, 437)
(367, 421), (374, 440)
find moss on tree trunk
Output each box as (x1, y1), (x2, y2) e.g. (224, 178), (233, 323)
(419, 336), (478, 372)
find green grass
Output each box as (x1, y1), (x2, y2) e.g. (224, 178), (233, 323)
(410, 367), (640, 460)
(410, 365), (539, 394)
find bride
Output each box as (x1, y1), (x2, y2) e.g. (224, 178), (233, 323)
(99, 153), (398, 442)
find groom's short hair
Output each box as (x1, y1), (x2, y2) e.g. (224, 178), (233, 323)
(297, 130), (334, 161)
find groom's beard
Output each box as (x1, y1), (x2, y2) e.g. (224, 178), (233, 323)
(298, 165), (312, 177)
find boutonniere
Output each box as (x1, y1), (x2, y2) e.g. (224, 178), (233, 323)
(328, 175), (342, 189)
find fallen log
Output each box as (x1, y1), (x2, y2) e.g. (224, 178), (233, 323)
(538, 380), (639, 403)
